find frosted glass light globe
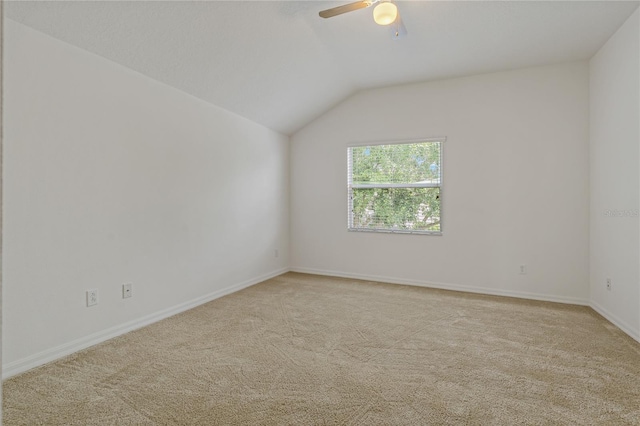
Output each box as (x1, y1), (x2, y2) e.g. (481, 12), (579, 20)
(373, 2), (398, 26)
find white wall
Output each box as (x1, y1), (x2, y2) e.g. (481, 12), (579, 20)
(1, 2), (4, 420)
(589, 9), (640, 341)
(3, 20), (290, 376)
(291, 62), (590, 304)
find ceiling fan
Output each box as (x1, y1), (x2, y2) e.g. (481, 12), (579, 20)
(319, 0), (407, 39)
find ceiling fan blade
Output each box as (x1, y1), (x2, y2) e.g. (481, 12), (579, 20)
(319, 1), (371, 19)
(390, 13), (407, 39)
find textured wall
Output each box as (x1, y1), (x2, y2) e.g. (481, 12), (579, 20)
(589, 9), (640, 341)
(291, 61), (590, 305)
(3, 20), (290, 373)
(1, 0), (4, 420)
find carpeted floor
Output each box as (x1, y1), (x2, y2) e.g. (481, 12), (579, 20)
(4, 272), (640, 425)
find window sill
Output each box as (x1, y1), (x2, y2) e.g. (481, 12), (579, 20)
(348, 228), (443, 236)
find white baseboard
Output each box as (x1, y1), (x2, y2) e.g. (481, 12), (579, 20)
(7, 267), (635, 379)
(290, 267), (640, 343)
(290, 267), (590, 306)
(590, 300), (640, 343)
(2, 268), (289, 379)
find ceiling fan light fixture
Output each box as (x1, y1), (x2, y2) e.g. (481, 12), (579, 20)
(373, 1), (398, 26)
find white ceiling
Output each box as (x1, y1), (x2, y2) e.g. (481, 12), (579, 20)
(7, 1), (639, 135)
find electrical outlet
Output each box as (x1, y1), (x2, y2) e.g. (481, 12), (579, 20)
(123, 283), (132, 299)
(274, 249), (279, 258)
(606, 278), (612, 291)
(86, 289), (98, 307)
(519, 264), (527, 275)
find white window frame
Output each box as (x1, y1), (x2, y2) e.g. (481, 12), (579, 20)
(347, 137), (444, 235)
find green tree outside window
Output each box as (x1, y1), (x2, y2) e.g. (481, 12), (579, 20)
(348, 140), (442, 233)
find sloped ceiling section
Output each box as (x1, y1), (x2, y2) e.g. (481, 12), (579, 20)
(6, 1), (640, 135)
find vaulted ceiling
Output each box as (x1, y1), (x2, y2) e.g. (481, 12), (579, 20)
(7, 1), (639, 135)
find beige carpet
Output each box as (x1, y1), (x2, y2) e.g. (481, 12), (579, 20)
(4, 272), (640, 425)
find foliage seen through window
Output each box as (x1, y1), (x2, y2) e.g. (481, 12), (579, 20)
(348, 140), (442, 233)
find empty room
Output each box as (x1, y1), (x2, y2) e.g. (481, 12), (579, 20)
(2, 0), (639, 424)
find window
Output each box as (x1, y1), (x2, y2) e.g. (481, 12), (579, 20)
(347, 139), (443, 234)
